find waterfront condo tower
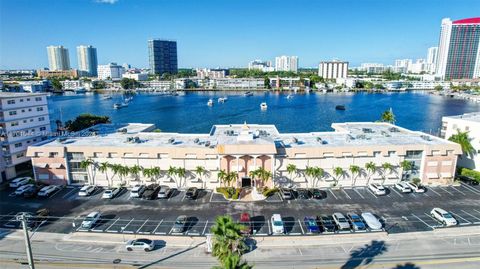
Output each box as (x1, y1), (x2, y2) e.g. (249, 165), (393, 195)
(436, 17), (480, 80)
(148, 39), (178, 75)
(46, 45), (70, 71)
(76, 45), (98, 77)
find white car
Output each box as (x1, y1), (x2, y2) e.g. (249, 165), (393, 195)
(37, 185), (60, 197)
(102, 188), (121, 199)
(130, 185), (145, 198)
(9, 177), (31, 188)
(332, 212), (350, 230)
(430, 208), (457, 226)
(157, 185), (172, 199)
(125, 239), (155, 252)
(368, 183), (387, 196)
(15, 184), (34, 195)
(78, 185), (96, 197)
(81, 212), (101, 229)
(361, 212), (383, 230)
(395, 182), (412, 193)
(271, 214), (284, 234)
(405, 182), (425, 193)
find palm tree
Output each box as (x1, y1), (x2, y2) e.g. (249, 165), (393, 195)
(449, 130), (476, 157)
(109, 164), (122, 183)
(167, 166), (177, 184)
(381, 162), (394, 184)
(142, 167), (155, 183)
(211, 215), (247, 264)
(226, 171), (238, 187)
(80, 158), (95, 184)
(213, 254), (252, 269)
(333, 167), (345, 187)
(257, 168), (272, 188)
(176, 167), (187, 188)
(400, 160), (412, 181)
(365, 162), (377, 185)
(195, 166), (207, 188)
(286, 164), (297, 183)
(118, 165), (130, 185)
(305, 166), (314, 186)
(129, 165), (143, 183)
(218, 170), (228, 187)
(98, 162), (111, 187)
(380, 107), (395, 124)
(349, 165), (361, 187)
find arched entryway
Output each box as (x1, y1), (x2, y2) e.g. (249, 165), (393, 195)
(220, 155), (273, 188)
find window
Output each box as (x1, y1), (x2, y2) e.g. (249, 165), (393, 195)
(35, 97), (42, 101)
(26, 98), (30, 101)
(30, 119), (33, 122)
(10, 122), (19, 127)
(373, 151), (381, 157)
(93, 152), (103, 158)
(49, 152), (58, 158)
(34, 152), (44, 157)
(36, 107), (44, 112)
(23, 120), (27, 123)
(28, 108), (32, 112)
(388, 151), (396, 156)
(20, 99), (23, 102)
(16, 153), (25, 158)
(427, 161), (438, 167)
(9, 111), (17, 116)
(40, 127), (46, 131)
(67, 152), (84, 160)
(7, 100), (15, 104)
(14, 142), (22, 148)
(38, 117), (45, 121)
(21, 109), (25, 113)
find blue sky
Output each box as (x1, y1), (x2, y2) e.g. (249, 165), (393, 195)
(0, 0), (478, 69)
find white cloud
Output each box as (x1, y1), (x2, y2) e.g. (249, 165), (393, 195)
(96, 0), (119, 4)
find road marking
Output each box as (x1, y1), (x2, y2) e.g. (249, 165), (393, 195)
(202, 220), (209, 235)
(105, 218), (120, 232)
(366, 189), (378, 199)
(473, 209), (480, 216)
(440, 187), (455, 196)
(181, 191), (186, 201)
(328, 189), (338, 200)
(449, 186), (466, 196)
(411, 214), (434, 229)
(136, 219), (149, 233)
(298, 219), (305, 234)
(62, 188), (77, 199)
(268, 219), (272, 235)
(451, 212), (471, 225)
(460, 210), (480, 222)
(277, 192), (284, 201)
(152, 219), (164, 234)
(49, 188), (63, 198)
(353, 188), (365, 199)
(460, 183), (480, 194)
(121, 218), (135, 233)
(209, 191), (214, 202)
(297, 248), (303, 256)
(427, 187), (442, 197)
(390, 187), (403, 197)
(341, 189), (352, 199)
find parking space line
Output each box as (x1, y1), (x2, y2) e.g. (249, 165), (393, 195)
(136, 219), (149, 233)
(298, 219), (305, 235)
(105, 218), (120, 232)
(366, 189), (378, 199)
(202, 220), (209, 235)
(341, 189), (352, 199)
(411, 214), (434, 229)
(449, 186), (466, 196)
(62, 188), (77, 199)
(353, 188), (365, 199)
(473, 209), (480, 216)
(268, 220), (271, 235)
(460, 183), (480, 194)
(181, 191), (187, 201)
(122, 218), (135, 233)
(460, 210), (480, 223)
(152, 219), (163, 234)
(328, 189), (338, 200)
(277, 192), (284, 201)
(49, 188), (63, 199)
(439, 187), (455, 196)
(390, 187), (403, 197)
(428, 187), (442, 197)
(209, 191), (214, 202)
(451, 212), (471, 225)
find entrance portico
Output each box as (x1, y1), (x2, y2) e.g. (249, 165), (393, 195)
(220, 154), (273, 187)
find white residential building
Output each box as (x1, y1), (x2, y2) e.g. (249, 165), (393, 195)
(122, 73), (148, 81)
(142, 80), (173, 90)
(248, 60), (274, 72)
(359, 63), (387, 74)
(97, 63), (125, 80)
(61, 80), (84, 90)
(436, 18), (453, 79)
(275, 56), (298, 73)
(318, 61), (348, 80)
(441, 112), (480, 170)
(47, 46), (70, 71)
(214, 78), (264, 89)
(394, 59), (412, 73)
(427, 47), (438, 74)
(19, 81), (48, 93)
(408, 59), (427, 74)
(0, 93), (51, 182)
(195, 68), (228, 79)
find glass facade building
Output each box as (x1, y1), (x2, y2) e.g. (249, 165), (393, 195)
(445, 20), (480, 80)
(77, 45), (98, 77)
(148, 39), (178, 75)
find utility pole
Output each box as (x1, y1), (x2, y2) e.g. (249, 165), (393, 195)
(17, 213), (35, 269)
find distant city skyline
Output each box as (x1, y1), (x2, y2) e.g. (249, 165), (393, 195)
(0, 0), (479, 69)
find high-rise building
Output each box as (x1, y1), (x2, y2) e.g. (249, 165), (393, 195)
(426, 47), (438, 74)
(394, 59), (412, 73)
(318, 60), (348, 79)
(436, 17), (480, 80)
(76, 45), (98, 77)
(46, 46), (70, 71)
(97, 63), (125, 80)
(148, 39), (178, 75)
(248, 60), (274, 72)
(275, 56), (298, 73)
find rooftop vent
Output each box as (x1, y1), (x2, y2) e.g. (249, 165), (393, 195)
(362, 128), (374, 134)
(420, 135), (432, 141)
(205, 141), (211, 147)
(57, 137), (67, 143)
(168, 138), (175, 144)
(194, 138), (200, 144)
(355, 134), (366, 139)
(292, 137), (298, 144)
(381, 131), (391, 137)
(389, 127), (399, 132)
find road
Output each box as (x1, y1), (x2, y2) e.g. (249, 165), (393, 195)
(0, 226), (479, 268)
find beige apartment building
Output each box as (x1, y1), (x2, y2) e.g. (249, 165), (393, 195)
(26, 122), (461, 188)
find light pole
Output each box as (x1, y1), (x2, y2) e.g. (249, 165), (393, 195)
(16, 212), (35, 269)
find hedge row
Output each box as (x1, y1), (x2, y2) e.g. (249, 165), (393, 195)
(460, 168), (480, 182)
(261, 187), (279, 197)
(216, 187), (241, 199)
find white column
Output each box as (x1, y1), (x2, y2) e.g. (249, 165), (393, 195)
(271, 155), (275, 188)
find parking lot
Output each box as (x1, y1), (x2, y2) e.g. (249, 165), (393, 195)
(1, 182), (480, 237)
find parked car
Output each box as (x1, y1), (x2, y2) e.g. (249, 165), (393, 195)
(23, 185), (44, 198)
(332, 213), (350, 230)
(271, 214), (284, 234)
(361, 212), (383, 230)
(368, 183), (387, 196)
(405, 182), (426, 193)
(395, 182), (412, 193)
(239, 213), (252, 235)
(130, 184), (145, 198)
(304, 216), (320, 233)
(157, 185), (173, 199)
(81, 212), (101, 229)
(9, 177), (31, 188)
(142, 184), (160, 200)
(15, 184), (34, 195)
(78, 185), (96, 197)
(125, 239), (155, 252)
(37, 185), (60, 197)
(430, 208), (457, 226)
(317, 215), (336, 233)
(281, 188), (293, 200)
(102, 188), (121, 199)
(296, 189), (311, 200)
(30, 208), (50, 228)
(456, 175), (479, 186)
(347, 213), (366, 231)
(311, 189), (327, 199)
(185, 187), (199, 200)
(172, 215), (187, 233)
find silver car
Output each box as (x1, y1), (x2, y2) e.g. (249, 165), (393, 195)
(332, 212), (350, 230)
(125, 239), (155, 252)
(157, 185), (172, 199)
(172, 215), (187, 233)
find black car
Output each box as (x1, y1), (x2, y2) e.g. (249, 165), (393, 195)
(457, 175), (479, 185)
(317, 215), (336, 233)
(311, 189), (327, 199)
(185, 187), (199, 199)
(23, 185), (43, 198)
(142, 184), (160, 200)
(296, 189), (311, 200)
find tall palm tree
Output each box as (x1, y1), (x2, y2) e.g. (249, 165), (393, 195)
(380, 107), (395, 124)
(381, 162), (394, 184)
(365, 162), (377, 185)
(195, 166), (207, 188)
(333, 167), (344, 187)
(213, 254), (252, 269)
(211, 215), (247, 264)
(167, 166), (178, 184)
(98, 162), (111, 187)
(218, 170), (228, 187)
(80, 158), (95, 184)
(305, 166), (314, 186)
(257, 168), (272, 188)
(349, 165), (361, 187)
(129, 165), (143, 183)
(286, 164), (297, 183)
(311, 167), (324, 188)
(151, 166), (162, 184)
(227, 171), (238, 187)
(449, 130), (476, 157)
(118, 165), (130, 185)
(142, 167), (154, 182)
(400, 160), (412, 181)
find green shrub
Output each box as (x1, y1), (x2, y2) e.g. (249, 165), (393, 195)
(412, 178), (421, 185)
(216, 187), (239, 199)
(232, 188), (241, 200)
(262, 187), (279, 197)
(460, 168), (480, 182)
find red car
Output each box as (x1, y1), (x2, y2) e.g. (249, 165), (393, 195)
(239, 213), (252, 235)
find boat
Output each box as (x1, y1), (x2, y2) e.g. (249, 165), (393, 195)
(102, 95), (112, 100)
(74, 87), (87, 94)
(218, 97), (227, 103)
(244, 91), (254, 96)
(207, 99), (214, 106)
(286, 94), (293, 99)
(260, 102), (268, 110)
(113, 102), (129, 109)
(335, 105), (346, 111)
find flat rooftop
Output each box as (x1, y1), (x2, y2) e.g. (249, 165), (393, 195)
(35, 122), (454, 150)
(0, 92), (48, 98)
(444, 112), (480, 123)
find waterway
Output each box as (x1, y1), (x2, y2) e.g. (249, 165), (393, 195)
(47, 91), (480, 134)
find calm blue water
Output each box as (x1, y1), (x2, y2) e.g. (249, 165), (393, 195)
(48, 91), (480, 134)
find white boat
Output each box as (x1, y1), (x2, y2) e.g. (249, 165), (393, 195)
(74, 87), (87, 94)
(286, 94), (293, 99)
(244, 91), (254, 96)
(102, 95), (112, 100)
(260, 102), (267, 110)
(207, 99), (214, 106)
(218, 97), (227, 103)
(113, 102), (129, 109)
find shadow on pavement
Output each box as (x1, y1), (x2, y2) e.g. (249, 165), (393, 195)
(341, 240), (388, 269)
(137, 241), (205, 269)
(251, 216), (265, 234)
(391, 263), (420, 269)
